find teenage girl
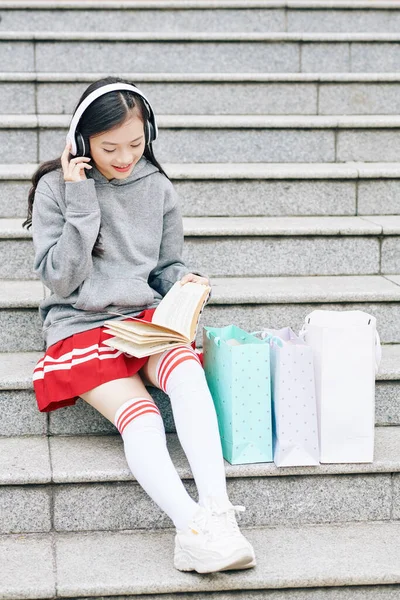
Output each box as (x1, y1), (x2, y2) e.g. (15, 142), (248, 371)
(24, 77), (256, 574)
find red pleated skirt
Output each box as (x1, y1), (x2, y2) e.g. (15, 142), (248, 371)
(33, 307), (202, 413)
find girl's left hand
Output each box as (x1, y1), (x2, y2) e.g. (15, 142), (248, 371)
(180, 273), (210, 287)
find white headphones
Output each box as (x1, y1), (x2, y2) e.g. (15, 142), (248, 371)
(65, 82), (158, 156)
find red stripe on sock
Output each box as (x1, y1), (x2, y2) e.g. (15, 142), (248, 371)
(158, 347), (200, 391)
(158, 347), (201, 387)
(117, 399), (160, 433)
(159, 352), (201, 392)
(119, 408), (161, 435)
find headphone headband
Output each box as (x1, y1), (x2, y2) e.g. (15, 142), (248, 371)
(66, 82), (158, 155)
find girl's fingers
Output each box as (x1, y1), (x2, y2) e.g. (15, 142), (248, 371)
(69, 156), (91, 163)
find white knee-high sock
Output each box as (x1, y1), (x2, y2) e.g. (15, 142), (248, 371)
(114, 397), (199, 530)
(156, 346), (228, 505)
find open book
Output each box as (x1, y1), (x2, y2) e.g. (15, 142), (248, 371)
(103, 281), (211, 358)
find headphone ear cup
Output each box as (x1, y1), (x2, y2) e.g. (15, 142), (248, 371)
(76, 131), (89, 157)
(147, 120), (155, 145)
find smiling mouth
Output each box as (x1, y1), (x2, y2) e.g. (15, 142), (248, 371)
(113, 163), (133, 171)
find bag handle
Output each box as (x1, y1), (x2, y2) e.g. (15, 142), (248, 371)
(251, 330), (283, 347)
(205, 330), (221, 347)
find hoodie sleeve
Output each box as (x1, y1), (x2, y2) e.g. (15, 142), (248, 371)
(148, 181), (209, 297)
(32, 176), (101, 298)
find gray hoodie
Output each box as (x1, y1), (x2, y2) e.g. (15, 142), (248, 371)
(32, 156), (203, 348)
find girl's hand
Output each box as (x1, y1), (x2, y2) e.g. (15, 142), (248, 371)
(180, 273), (210, 287)
(61, 142), (92, 182)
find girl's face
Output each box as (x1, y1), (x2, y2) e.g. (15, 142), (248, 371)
(89, 113), (146, 180)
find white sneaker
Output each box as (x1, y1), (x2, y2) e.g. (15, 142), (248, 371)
(174, 502), (256, 574)
(202, 496), (256, 568)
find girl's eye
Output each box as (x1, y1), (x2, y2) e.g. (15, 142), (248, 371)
(103, 144), (141, 154)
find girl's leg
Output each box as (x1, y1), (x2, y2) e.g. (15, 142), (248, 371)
(80, 374), (199, 530)
(139, 346), (228, 505)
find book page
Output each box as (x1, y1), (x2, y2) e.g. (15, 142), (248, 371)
(152, 281), (210, 340)
(104, 318), (182, 338)
(103, 336), (187, 358)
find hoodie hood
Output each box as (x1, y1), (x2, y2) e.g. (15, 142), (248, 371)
(86, 155), (160, 186)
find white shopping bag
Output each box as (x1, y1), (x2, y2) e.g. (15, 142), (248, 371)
(300, 310), (381, 464)
(253, 327), (319, 467)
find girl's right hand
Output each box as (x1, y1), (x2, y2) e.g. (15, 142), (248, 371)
(61, 142), (92, 182)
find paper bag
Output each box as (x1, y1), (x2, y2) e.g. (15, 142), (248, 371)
(300, 310), (380, 464)
(253, 327), (320, 467)
(203, 325), (273, 465)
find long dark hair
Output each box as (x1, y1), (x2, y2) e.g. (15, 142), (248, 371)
(23, 76), (169, 256)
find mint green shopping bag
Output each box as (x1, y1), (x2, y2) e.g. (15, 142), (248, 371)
(203, 325), (273, 465)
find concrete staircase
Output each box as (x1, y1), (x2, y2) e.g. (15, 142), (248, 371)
(0, 1), (400, 597)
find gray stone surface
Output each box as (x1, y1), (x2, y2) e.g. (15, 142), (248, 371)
(337, 130), (400, 162)
(363, 215), (400, 234)
(301, 43), (350, 73)
(377, 343), (400, 380)
(288, 9), (400, 34)
(39, 128), (336, 163)
(52, 473), (392, 532)
(55, 587), (400, 599)
(351, 43), (400, 73)
(208, 275), (400, 304)
(50, 435), (130, 484)
(0, 181), (30, 218)
(0, 130), (36, 163)
(35, 41), (300, 74)
(319, 83), (400, 116)
(0, 534), (55, 598)
(0, 40), (34, 72)
(381, 238), (400, 274)
(0, 436), (50, 484)
(376, 382), (400, 426)
(55, 522), (400, 595)
(183, 216), (383, 236)
(0, 280), (43, 308)
(0, 8), (285, 33)
(184, 237), (380, 277)
(0, 351), (41, 389)
(358, 180), (400, 215)
(0, 390), (47, 435)
(176, 180), (356, 217)
(0, 309), (43, 352)
(37, 81), (317, 115)
(0, 83), (35, 114)
(393, 473), (400, 519)
(0, 487), (51, 534)
(0, 240), (35, 278)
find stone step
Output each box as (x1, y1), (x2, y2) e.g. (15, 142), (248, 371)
(3, 276), (400, 352)
(3, 161), (400, 218)
(0, 427), (399, 535)
(2, 215), (400, 279)
(8, 71), (400, 116)
(1, 521), (399, 598)
(3, 0), (400, 35)
(5, 31), (400, 74)
(7, 114), (400, 163)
